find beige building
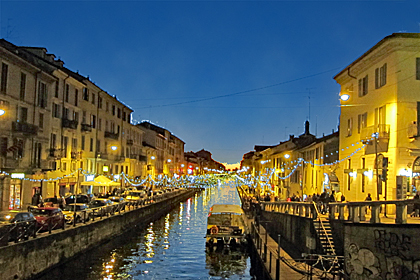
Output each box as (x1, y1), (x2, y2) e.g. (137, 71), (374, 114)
(242, 122), (338, 200)
(138, 121), (185, 177)
(0, 39), (150, 210)
(334, 33), (420, 202)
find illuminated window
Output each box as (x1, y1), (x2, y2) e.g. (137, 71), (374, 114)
(347, 117), (353, 137)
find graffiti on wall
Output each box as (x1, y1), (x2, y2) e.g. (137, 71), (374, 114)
(374, 229), (411, 259)
(346, 230), (420, 280)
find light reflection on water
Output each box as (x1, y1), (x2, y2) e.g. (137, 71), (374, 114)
(35, 181), (255, 280)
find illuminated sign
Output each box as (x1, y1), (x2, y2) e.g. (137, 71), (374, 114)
(103, 166), (109, 172)
(11, 173), (25, 179)
(86, 175), (95, 182)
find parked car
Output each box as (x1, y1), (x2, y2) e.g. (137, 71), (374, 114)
(62, 203), (93, 224)
(88, 198), (115, 216)
(108, 196), (126, 212)
(30, 207), (65, 231)
(0, 210), (36, 242)
(65, 194), (95, 204)
(125, 191), (147, 201)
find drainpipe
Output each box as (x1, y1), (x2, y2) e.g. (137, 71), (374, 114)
(347, 68), (357, 80)
(94, 90), (104, 175)
(60, 75), (70, 169)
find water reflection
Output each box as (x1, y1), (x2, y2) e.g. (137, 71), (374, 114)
(206, 247), (250, 278)
(35, 182), (255, 280)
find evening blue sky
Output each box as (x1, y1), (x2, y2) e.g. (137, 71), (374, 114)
(1, 1), (419, 166)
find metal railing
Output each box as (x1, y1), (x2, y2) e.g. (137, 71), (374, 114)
(0, 188), (187, 248)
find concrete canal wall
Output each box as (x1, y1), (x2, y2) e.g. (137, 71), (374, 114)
(262, 210), (420, 279)
(0, 189), (198, 280)
(260, 211), (323, 259)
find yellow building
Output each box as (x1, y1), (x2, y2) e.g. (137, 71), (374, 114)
(334, 33), (420, 202)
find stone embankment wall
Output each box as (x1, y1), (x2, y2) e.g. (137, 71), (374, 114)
(0, 189), (197, 280)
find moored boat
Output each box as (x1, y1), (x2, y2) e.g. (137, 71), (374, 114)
(206, 204), (249, 247)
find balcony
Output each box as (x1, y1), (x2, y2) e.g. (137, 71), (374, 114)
(81, 123), (92, 132)
(12, 121), (38, 136)
(360, 124), (390, 142)
(62, 118), (78, 130)
(96, 152), (108, 160)
(48, 148), (62, 158)
(126, 139), (134, 146)
(361, 124), (390, 155)
(1, 157), (19, 169)
(105, 131), (119, 140)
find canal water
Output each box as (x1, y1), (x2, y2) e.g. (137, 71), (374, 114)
(36, 180), (257, 280)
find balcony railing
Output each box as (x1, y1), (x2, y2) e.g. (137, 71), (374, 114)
(104, 131), (119, 140)
(48, 148), (62, 158)
(96, 152), (108, 160)
(130, 154), (138, 160)
(126, 139), (134, 146)
(12, 122), (38, 136)
(81, 123), (92, 132)
(62, 118), (78, 130)
(360, 124), (390, 142)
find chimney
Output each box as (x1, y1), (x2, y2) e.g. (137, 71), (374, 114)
(305, 120), (310, 135)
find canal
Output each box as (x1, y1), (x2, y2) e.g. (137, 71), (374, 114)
(35, 181), (257, 280)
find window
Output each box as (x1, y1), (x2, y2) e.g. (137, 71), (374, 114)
(55, 80), (59, 98)
(123, 112), (126, 121)
(98, 118), (102, 131)
(416, 58), (420, 80)
(50, 133), (57, 150)
(347, 159), (351, 191)
(92, 93), (95, 105)
(106, 102), (109, 112)
(91, 114), (96, 128)
(65, 84), (69, 102)
(0, 137), (7, 157)
(20, 73), (26, 101)
(361, 158), (366, 193)
(19, 107), (28, 123)
(1, 63), (8, 93)
(63, 107), (69, 120)
(375, 106), (386, 126)
(75, 89), (78, 106)
(73, 111), (79, 123)
(358, 75), (368, 97)
(72, 138), (77, 151)
(347, 117), (353, 137)
(63, 136), (68, 158)
(117, 108), (121, 118)
(375, 63), (387, 89)
(38, 81), (48, 108)
(357, 113), (367, 134)
(112, 105), (115, 115)
(90, 138), (94, 152)
(98, 96), (102, 109)
(81, 135), (85, 150)
(53, 103), (60, 118)
(39, 113), (44, 129)
(83, 88), (89, 101)
(82, 111), (86, 124)
(96, 140), (101, 153)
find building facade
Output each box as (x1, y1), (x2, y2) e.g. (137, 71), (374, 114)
(335, 33), (420, 202)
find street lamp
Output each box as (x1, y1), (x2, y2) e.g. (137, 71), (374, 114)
(0, 109), (5, 116)
(111, 145), (118, 151)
